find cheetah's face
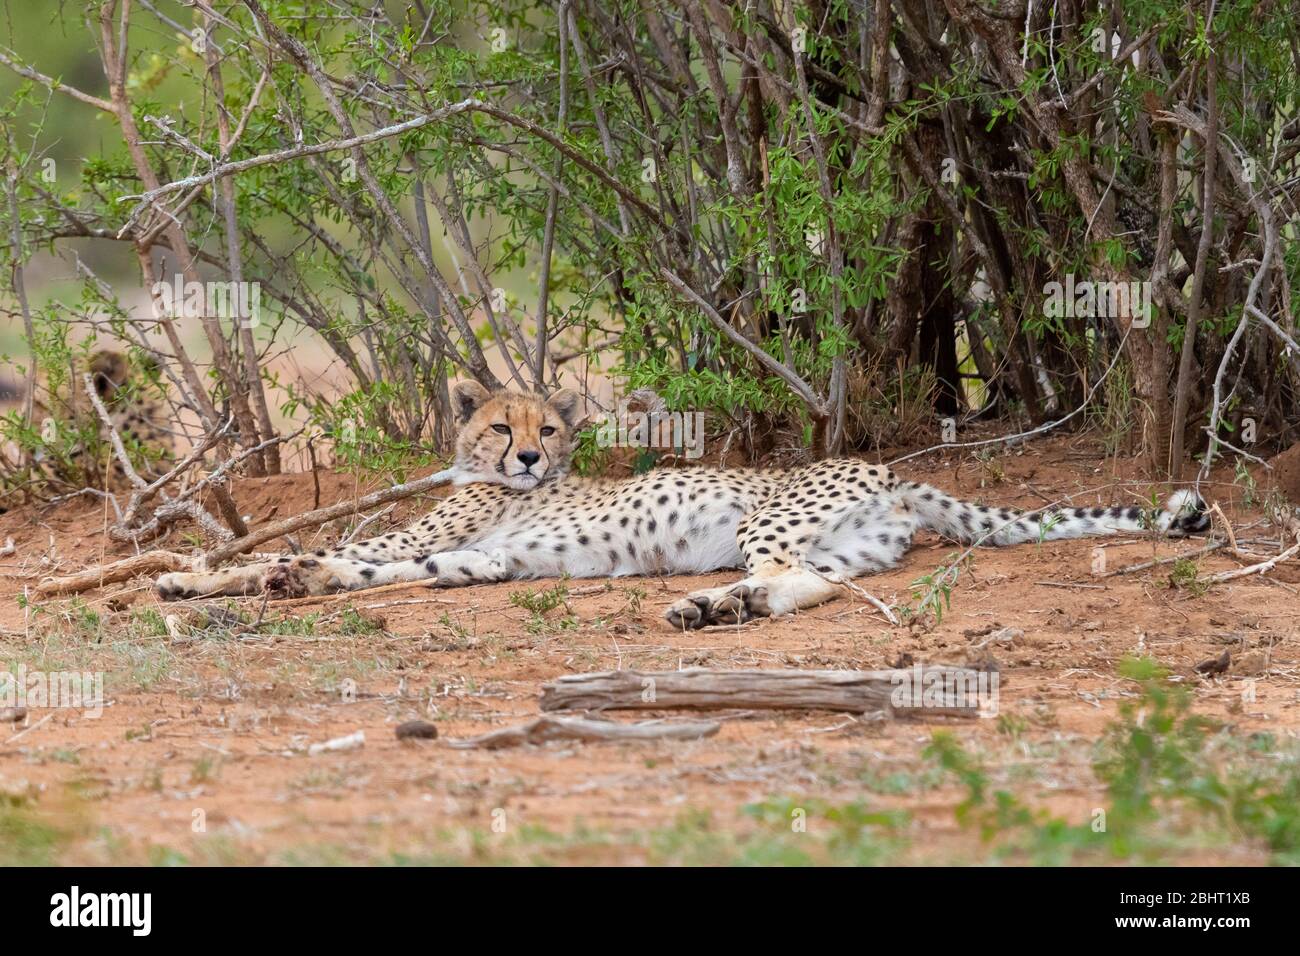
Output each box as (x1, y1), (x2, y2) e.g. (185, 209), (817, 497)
(450, 382), (583, 490)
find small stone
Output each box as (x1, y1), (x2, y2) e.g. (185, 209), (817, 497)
(1235, 651), (1269, 677)
(395, 720), (439, 740)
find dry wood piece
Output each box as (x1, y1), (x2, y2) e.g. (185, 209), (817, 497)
(35, 551), (195, 598)
(446, 715), (721, 750)
(1099, 539), (1227, 578)
(307, 730), (365, 755)
(540, 667), (992, 718)
(1204, 513), (1300, 585)
(264, 579), (437, 609)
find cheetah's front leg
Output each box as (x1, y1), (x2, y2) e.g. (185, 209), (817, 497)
(157, 562), (275, 600)
(263, 548), (514, 597)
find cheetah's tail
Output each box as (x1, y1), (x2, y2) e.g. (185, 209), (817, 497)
(899, 484), (1210, 546)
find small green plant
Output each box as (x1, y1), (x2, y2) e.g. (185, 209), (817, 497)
(509, 579), (578, 634)
(901, 559), (961, 628)
(509, 579), (571, 614)
(1167, 558), (1207, 595)
(337, 607), (383, 636)
(1234, 458), (1258, 508)
(190, 755), (219, 784)
(435, 612), (474, 642)
(266, 613), (320, 637)
(1034, 511), (1063, 549)
(927, 656), (1300, 863)
(569, 426), (613, 476)
(0, 799), (68, 866)
(996, 713), (1030, 739)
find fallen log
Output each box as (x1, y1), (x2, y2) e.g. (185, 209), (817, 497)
(34, 551), (195, 598)
(539, 667), (994, 718)
(446, 715), (721, 749)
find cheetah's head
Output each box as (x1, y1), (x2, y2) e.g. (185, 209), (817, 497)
(87, 349), (131, 405)
(450, 382), (583, 490)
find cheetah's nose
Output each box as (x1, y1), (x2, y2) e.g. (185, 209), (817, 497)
(517, 450), (541, 467)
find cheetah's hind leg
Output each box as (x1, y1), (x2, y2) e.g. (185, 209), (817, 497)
(664, 568), (842, 630)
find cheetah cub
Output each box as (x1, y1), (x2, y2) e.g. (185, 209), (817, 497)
(157, 383), (1209, 628)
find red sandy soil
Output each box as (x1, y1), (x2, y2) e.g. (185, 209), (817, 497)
(0, 433), (1296, 865)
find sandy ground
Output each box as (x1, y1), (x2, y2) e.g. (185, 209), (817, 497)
(0, 434), (1296, 865)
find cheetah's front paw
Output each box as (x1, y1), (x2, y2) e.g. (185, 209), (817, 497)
(263, 557), (349, 598)
(664, 583), (771, 630)
(157, 572), (202, 601)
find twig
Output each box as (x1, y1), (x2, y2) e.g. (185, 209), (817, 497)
(1099, 540), (1227, 578)
(4, 712), (53, 745)
(1203, 539), (1300, 583)
(339, 504), (396, 546)
(445, 715), (720, 749)
(260, 579), (440, 609)
(35, 551), (194, 597)
(811, 568), (899, 624)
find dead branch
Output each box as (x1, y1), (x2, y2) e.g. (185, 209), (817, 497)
(200, 467), (455, 568)
(540, 667), (991, 717)
(35, 551), (194, 597)
(1099, 540), (1228, 578)
(1204, 514), (1300, 584)
(446, 715), (720, 749)
(261, 579), (440, 609)
(338, 503), (396, 546)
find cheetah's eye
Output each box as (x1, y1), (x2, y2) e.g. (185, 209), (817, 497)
(540, 426), (556, 437)
(492, 424), (511, 435)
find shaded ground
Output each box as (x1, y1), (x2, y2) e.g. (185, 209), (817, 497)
(0, 433), (1297, 865)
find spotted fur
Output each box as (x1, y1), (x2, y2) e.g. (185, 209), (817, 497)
(31, 349), (175, 490)
(157, 386), (1209, 627)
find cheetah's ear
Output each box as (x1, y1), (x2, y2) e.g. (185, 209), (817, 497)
(545, 388), (584, 429)
(451, 380), (491, 424)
